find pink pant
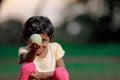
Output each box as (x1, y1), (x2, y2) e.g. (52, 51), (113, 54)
(19, 62), (36, 80)
(19, 62), (69, 80)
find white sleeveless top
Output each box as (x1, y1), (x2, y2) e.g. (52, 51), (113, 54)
(18, 42), (65, 72)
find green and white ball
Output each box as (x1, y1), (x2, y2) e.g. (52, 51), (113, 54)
(29, 34), (42, 44)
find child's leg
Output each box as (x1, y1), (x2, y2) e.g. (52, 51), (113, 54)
(52, 67), (69, 80)
(19, 62), (36, 80)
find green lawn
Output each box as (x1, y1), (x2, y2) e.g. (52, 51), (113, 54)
(0, 44), (120, 80)
(0, 56), (120, 80)
(65, 56), (120, 80)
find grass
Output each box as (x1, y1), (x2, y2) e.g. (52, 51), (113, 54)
(65, 56), (120, 80)
(0, 44), (120, 80)
(0, 56), (120, 80)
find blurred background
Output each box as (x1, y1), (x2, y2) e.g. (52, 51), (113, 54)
(0, 0), (120, 80)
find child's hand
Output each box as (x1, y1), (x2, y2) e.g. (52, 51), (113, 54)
(30, 42), (43, 55)
(30, 42), (41, 50)
(30, 71), (51, 80)
(29, 71), (40, 80)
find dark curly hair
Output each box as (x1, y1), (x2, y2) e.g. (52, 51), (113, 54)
(22, 16), (54, 41)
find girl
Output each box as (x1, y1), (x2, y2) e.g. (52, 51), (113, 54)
(18, 16), (69, 80)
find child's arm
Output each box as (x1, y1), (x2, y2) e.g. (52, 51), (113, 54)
(26, 42), (41, 62)
(19, 53), (26, 64)
(56, 58), (65, 67)
(19, 43), (42, 63)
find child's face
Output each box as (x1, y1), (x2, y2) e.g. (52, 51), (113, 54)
(40, 33), (50, 49)
(26, 33), (50, 55)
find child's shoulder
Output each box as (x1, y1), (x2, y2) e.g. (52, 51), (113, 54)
(18, 46), (29, 55)
(50, 42), (61, 47)
(19, 46), (29, 51)
(49, 42), (63, 49)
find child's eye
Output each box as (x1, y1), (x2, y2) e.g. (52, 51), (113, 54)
(42, 39), (47, 42)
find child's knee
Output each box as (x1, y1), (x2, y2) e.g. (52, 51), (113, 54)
(21, 62), (36, 73)
(19, 62), (36, 80)
(53, 67), (69, 80)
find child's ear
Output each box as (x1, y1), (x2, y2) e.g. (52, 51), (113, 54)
(50, 35), (54, 41)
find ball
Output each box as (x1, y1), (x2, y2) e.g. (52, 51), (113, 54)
(29, 34), (42, 44)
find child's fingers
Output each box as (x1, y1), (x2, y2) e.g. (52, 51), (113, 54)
(31, 43), (42, 49)
(30, 71), (40, 79)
